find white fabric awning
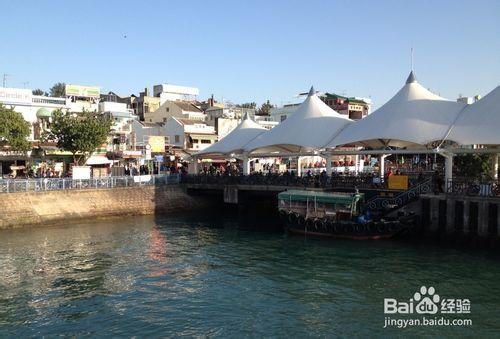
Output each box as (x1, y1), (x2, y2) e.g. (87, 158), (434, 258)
(327, 72), (467, 149)
(195, 114), (267, 156)
(245, 86), (352, 154)
(445, 86), (500, 145)
(85, 155), (113, 165)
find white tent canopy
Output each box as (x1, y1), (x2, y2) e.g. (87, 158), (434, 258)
(445, 86), (500, 145)
(195, 113), (267, 157)
(245, 86), (352, 154)
(327, 72), (467, 149)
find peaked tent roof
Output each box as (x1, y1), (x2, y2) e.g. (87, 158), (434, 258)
(445, 86), (500, 145)
(195, 113), (267, 156)
(327, 72), (467, 149)
(245, 86), (352, 154)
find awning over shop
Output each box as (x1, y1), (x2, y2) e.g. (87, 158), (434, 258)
(85, 156), (113, 165)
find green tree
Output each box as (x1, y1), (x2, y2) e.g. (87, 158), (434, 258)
(32, 88), (48, 96)
(49, 82), (66, 97)
(44, 109), (112, 165)
(0, 104), (31, 152)
(238, 102), (257, 109)
(257, 100), (273, 116)
(454, 154), (492, 180)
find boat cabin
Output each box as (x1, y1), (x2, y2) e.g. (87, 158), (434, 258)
(278, 190), (364, 221)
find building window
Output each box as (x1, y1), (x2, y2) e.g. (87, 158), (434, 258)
(166, 108), (169, 112)
(201, 139), (211, 144)
(174, 135), (180, 143)
(163, 118), (167, 122)
(281, 115), (287, 122)
(192, 139), (199, 143)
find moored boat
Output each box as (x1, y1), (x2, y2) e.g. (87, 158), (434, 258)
(277, 190), (416, 240)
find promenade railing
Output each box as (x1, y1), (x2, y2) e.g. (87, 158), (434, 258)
(0, 174), (181, 194)
(446, 178), (500, 197)
(180, 173), (430, 190)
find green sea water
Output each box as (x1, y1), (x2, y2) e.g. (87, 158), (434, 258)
(0, 215), (499, 337)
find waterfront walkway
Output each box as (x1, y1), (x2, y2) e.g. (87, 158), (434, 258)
(0, 174), (181, 193)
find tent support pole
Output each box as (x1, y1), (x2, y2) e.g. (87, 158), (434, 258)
(442, 153), (453, 191)
(379, 154), (388, 180)
(324, 153), (332, 175)
(297, 156), (302, 177)
(242, 153), (250, 175)
(491, 154), (499, 180)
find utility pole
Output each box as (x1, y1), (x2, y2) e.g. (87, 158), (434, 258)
(2, 74), (12, 87)
(22, 81), (30, 89)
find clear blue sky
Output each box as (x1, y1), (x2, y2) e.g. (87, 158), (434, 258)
(1, 0), (499, 108)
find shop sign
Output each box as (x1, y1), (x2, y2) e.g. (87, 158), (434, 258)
(0, 87), (32, 105)
(148, 136), (165, 152)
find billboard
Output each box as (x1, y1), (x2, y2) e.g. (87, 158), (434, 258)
(148, 136), (165, 153)
(0, 87), (32, 105)
(65, 84), (100, 98)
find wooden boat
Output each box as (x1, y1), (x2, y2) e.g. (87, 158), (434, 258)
(277, 190), (416, 240)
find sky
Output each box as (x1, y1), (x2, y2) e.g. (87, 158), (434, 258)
(1, 0), (499, 109)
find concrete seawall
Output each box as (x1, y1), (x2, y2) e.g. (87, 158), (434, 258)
(0, 185), (211, 229)
(419, 194), (500, 247)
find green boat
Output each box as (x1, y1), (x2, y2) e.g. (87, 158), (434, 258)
(277, 189), (415, 240)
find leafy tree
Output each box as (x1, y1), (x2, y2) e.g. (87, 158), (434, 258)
(257, 100), (273, 116)
(49, 82), (66, 97)
(32, 88), (48, 96)
(237, 102), (257, 109)
(0, 104), (31, 152)
(44, 109), (112, 165)
(454, 154), (493, 180)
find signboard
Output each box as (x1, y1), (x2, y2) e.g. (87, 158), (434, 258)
(0, 87), (32, 105)
(388, 175), (408, 190)
(155, 155), (164, 162)
(148, 136), (165, 152)
(72, 166), (91, 179)
(65, 84), (100, 98)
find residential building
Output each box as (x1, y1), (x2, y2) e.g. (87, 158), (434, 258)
(99, 101), (138, 152)
(130, 87), (161, 121)
(130, 120), (168, 150)
(320, 93), (372, 120)
(165, 117), (217, 152)
(457, 95), (481, 105)
(100, 91), (130, 105)
(205, 106), (256, 123)
(145, 100), (205, 124)
(153, 84), (199, 105)
(269, 103), (301, 123)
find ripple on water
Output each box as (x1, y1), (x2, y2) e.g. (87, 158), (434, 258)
(0, 216), (499, 337)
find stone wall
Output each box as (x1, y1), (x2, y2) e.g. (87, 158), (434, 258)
(0, 185), (207, 229)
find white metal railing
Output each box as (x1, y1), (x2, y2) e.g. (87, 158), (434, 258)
(0, 174), (181, 193)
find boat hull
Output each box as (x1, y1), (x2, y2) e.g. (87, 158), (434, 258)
(279, 211), (415, 240)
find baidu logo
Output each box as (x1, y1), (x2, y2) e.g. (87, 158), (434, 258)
(384, 285), (470, 315)
(414, 286), (440, 314)
(383, 286), (472, 328)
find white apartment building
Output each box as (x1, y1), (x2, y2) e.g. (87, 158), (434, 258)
(165, 117), (217, 152)
(153, 84), (199, 105)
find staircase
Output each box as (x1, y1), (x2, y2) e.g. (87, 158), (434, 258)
(364, 179), (432, 214)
